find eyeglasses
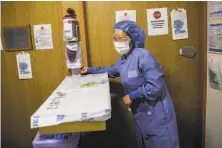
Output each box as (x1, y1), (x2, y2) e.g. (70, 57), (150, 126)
(112, 37), (130, 42)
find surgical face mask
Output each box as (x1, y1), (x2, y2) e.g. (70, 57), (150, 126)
(114, 40), (131, 55)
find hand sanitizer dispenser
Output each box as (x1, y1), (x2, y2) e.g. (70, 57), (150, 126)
(63, 8), (83, 75)
(65, 42), (82, 69)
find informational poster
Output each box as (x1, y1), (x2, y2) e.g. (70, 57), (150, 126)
(116, 10), (136, 23)
(208, 1), (222, 20)
(208, 23), (222, 53)
(34, 24), (53, 50)
(16, 53), (33, 79)
(147, 8), (168, 36)
(171, 9), (188, 40)
(208, 56), (222, 91)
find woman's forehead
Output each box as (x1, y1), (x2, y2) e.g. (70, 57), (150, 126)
(113, 29), (128, 38)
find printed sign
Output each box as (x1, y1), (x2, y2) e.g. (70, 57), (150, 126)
(208, 57), (222, 91)
(147, 8), (169, 36)
(16, 53), (33, 79)
(34, 24), (53, 50)
(208, 1), (222, 20)
(208, 23), (222, 53)
(171, 9), (188, 40)
(116, 10), (136, 23)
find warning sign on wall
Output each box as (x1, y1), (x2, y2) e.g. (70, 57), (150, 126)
(147, 8), (169, 36)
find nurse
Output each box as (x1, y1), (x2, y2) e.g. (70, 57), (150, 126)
(78, 20), (179, 148)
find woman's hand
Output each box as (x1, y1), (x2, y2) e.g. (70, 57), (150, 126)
(123, 95), (132, 105)
(78, 67), (88, 74)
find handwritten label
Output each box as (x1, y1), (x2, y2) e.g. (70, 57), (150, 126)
(47, 92), (66, 110)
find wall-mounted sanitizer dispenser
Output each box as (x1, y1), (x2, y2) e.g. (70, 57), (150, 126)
(65, 41), (83, 69)
(63, 8), (83, 75)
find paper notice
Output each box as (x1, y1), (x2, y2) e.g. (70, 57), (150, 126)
(147, 8), (168, 36)
(116, 10), (136, 23)
(34, 24), (53, 50)
(208, 1), (222, 20)
(208, 23), (222, 53)
(16, 53), (33, 79)
(208, 56), (222, 91)
(171, 8), (188, 40)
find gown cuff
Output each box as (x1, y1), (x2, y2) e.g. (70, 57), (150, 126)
(87, 67), (96, 74)
(129, 90), (140, 101)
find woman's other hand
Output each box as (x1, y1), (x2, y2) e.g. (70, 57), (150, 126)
(123, 95), (132, 105)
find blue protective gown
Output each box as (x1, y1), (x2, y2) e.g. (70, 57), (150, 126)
(87, 20), (179, 148)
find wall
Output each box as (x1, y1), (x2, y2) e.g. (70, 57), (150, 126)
(205, 2), (222, 147)
(198, 2), (222, 148)
(1, 2), (65, 148)
(205, 54), (222, 148)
